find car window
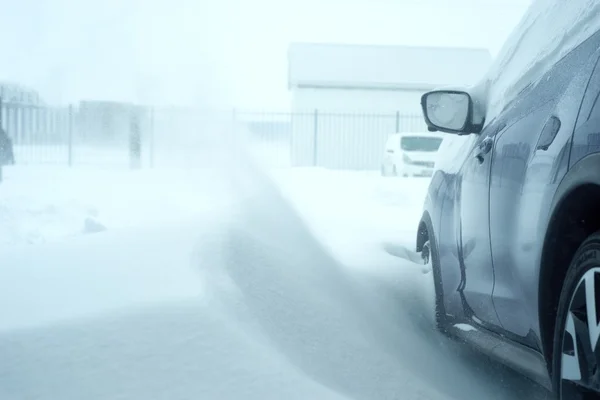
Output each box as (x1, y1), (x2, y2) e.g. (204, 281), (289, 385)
(502, 33), (600, 123)
(577, 56), (600, 125)
(400, 136), (443, 152)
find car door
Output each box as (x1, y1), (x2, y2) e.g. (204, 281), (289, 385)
(457, 120), (502, 327)
(489, 37), (600, 345)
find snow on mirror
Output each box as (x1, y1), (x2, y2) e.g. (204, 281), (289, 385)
(423, 91), (470, 132)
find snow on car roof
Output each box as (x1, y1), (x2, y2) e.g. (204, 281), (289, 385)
(475, 0), (600, 122)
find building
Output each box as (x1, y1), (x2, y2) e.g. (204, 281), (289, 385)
(287, 43), (492, 169)
(288, 42), (492, 114)
(0, 82), (42, 105)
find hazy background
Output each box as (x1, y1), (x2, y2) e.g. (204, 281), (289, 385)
(0, 0), (531, 109)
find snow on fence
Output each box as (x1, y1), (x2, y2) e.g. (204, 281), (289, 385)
(0, 100), (427, 170)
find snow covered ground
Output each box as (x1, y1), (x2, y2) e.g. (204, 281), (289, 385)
(0, 163), (551, 399)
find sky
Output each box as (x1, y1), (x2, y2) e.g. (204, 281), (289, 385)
(0, 0), (532, 110)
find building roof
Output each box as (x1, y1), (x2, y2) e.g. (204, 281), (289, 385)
(288, 43), (492, 91)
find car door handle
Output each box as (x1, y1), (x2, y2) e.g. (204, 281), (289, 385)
(475, 137), (493, 163)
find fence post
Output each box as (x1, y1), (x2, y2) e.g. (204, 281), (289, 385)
(395, 111), (400, 133)
(0, 97), (3, 183)
(5, 102), (10, 143)
(129, 106), (141, 170)
(289, 111), (294, 167)
(68, 105), (73, 167)
(231, 108), (237, 141)
(26, 105), (31, 145)
(149, 106), (155, 168)
(313, 109), (318, 167)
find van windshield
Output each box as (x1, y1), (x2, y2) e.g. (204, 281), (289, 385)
(400, 136), (443, 152)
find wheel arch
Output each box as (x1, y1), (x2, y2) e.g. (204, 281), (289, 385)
(538, 153), (600, 372)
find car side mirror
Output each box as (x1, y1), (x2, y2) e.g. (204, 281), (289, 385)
(421, 90), (473, 134)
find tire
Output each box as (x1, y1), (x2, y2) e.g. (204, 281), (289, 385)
(552, 231), (600, 398)
(422, 217), (448, 332)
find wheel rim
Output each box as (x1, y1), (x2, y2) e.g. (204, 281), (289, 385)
(561, 267), (600, 398)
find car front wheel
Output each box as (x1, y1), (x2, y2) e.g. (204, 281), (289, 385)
(419, 218), (448, 333)
(553, 231), (600, 398)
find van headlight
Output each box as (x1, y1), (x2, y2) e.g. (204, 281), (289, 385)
(403, 154), (412, 164)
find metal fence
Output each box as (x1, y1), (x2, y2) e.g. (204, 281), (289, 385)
(289, 111), (425, 169)
(0, 100), (146, 168)
(0, 100), (427, 170)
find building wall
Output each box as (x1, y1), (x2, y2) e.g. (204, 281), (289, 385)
(286, 43), (492, 169)
(291, 87), (425, 114)
(290, 87), (429, 168)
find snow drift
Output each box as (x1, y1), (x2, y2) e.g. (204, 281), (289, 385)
(0, 160), (549, 399)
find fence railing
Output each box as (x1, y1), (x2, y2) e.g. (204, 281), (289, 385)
(0, 100), (428, 170)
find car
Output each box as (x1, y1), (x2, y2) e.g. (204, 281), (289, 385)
(380, 132), (443, 177)
(415, 27), (600, 398)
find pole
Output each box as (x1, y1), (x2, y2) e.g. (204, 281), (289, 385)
(313, 109), (318, 167)
(0, 97), (4, 183)
(149, 106), (155, 168)
(68, 105), (73, 167)
(129, 106), (141, 170)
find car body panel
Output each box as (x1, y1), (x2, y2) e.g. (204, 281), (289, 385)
(489, 43), (600, 349)
(552, 152), (600, 211)
(419, 29), (600, 376)
(455, 120), (501, 326)
(402, 150), (438, 164)
(570, 51), (600, 169)
(431, 170), (465, 319)
(445, 323), (551, 390)
(397, 163), (436, 177)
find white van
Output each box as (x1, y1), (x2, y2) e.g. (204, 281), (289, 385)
(381, 132), (444, 177)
